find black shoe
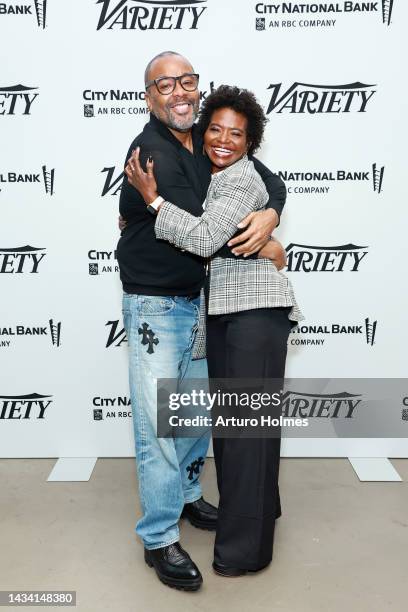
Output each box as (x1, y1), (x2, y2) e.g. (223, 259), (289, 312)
(181, 497), (218, 531)
(212, 561), (271, 577)
(144, 542), (203, 591)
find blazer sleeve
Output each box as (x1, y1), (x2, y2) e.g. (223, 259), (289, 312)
(154, 166), (266, 258)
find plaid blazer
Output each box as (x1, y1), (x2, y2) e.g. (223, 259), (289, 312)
(155, 155), (304, 359)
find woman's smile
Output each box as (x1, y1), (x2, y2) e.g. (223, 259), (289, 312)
(204, 107), (248, 172)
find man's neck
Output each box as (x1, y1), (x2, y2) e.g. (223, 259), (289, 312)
(168, 126), (194, 153)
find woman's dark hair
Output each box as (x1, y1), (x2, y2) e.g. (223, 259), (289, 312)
(197, 85), (268, 156)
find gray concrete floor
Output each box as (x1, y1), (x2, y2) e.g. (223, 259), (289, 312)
(0, 458), (407, 612)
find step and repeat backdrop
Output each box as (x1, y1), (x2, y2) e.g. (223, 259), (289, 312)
(1, 0), (407, 458)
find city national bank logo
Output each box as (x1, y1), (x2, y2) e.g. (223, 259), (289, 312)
(0, 319), (61, 348)
(0, 393), (53, 419)
(282, 390), (362, 419)
(290, 317), (378, 347)
(88, 249), (118, 275)
(266, 82), (376, 114)
(286, 243), (368, 272)
(255, 1), (395, 30)
(83, 89), (147, 117)
(0, 0), (47, 28)
(0, 246), (46, 273)
(0, 165), (55, 195)
(95, 0), (208, 31)
(278, 163), (384, 195)
(92, 396), (131, 420)
(0, 85), (39, 115)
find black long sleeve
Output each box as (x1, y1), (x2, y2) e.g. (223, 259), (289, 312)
(251, 156), (286, 222)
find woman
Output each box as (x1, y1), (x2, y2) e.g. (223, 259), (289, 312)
(125, 85), (303, 576)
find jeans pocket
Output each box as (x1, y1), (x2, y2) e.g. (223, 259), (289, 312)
(139, 296), (175, 315)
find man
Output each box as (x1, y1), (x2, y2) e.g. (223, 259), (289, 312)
(117, 51), (287, 591)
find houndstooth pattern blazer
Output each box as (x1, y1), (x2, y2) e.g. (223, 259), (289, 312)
(154, 155), (304, 359)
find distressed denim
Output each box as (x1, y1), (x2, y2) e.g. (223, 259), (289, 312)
(122, 293), (210, 550)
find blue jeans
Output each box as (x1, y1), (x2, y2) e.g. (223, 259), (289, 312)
(122, 293), (210, 550)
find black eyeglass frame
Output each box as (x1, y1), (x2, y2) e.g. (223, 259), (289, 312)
(145, 73), (200, 95)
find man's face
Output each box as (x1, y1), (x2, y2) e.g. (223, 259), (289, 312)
(145, 55), (200, 132)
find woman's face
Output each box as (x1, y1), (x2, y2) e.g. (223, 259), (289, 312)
(204, 107), (249, 172)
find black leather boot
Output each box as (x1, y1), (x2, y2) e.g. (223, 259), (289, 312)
(144, 542), (203, 591)
(181, 497), (218, 531)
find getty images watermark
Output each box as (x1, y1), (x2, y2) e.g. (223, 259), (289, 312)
(166, 388), (308, 433)
(156, 378), (408, 439)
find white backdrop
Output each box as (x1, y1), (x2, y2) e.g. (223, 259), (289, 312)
(1, 0), (407, 458)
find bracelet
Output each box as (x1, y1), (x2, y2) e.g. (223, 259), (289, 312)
(148, 195), (165, 210)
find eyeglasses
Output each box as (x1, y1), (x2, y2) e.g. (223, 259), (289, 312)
(145, 73), (200, 95)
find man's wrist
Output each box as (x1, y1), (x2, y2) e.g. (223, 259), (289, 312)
(267, 208), (279, 232)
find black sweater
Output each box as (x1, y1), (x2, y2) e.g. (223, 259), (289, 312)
(117, 113), (286, 296)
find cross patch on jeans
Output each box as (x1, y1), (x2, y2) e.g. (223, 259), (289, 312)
(186, 457), (204, 481)
(138, 322), (159, 354)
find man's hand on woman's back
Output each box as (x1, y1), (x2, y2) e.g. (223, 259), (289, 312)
(257, 237), (287, 270)
(227, 209), (279, 257)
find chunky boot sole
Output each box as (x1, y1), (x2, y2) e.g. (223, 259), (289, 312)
(144, 551), (203, 591)
(180, 510), (217, 531)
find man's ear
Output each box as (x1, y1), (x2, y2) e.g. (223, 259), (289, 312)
(145, 92), (153, 112)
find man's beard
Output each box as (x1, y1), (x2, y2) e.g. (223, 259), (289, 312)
(164, 99), (199, 132)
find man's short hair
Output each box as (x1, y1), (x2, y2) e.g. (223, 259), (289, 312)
(144, 51), (193, 87)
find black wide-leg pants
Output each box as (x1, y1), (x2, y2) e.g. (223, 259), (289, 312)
(206, 307), (292, 570)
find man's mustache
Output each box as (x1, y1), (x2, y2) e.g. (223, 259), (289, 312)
(166, 97), (196, 109)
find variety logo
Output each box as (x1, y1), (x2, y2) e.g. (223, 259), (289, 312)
(88, 250), (119, 275)
(95, 0), (208, 31)
(0, 319), (61, 348)
(101, 166), (124, 196)
(0, 0), (47, 28)
(285, 243), (369, 272)
(0, 393), (53, 419)
(0, 165), (55, 195)
(83, 88), (147, 117)
(278, 163), (384, 194)
(281, 390), (362, 419)
(266, 82), (376, 114)
(290, 317), (378, 347)
(92, 396), (132, 419)
(0, 85), (39, 116)
(255, 1), (395, 30)
(0, 245), (46, 274)
(105, 320), (127, 347)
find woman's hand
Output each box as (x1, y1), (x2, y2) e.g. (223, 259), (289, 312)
(118, 214), (127, 232)
(125, 147), (158, 205)
(257, 237), (287, 270)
